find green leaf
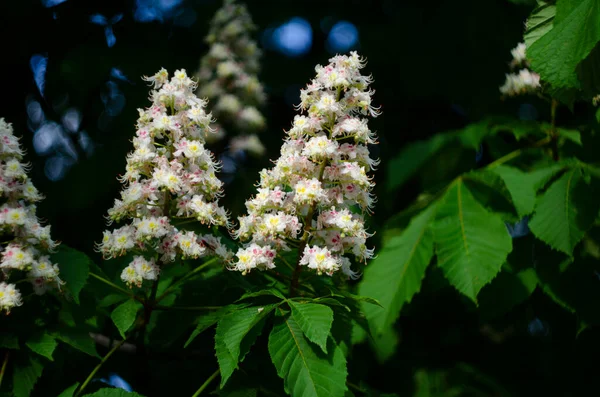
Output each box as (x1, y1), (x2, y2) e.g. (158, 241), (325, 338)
(57, 383), (79, 397)
(522, 164), (566, 192)
(215, 334), (238, 389)
(491, 165), (537, 217)
(111, 299), (143, 339)
(268, 313), (348, 397)
(54, 328), (99, 358)
(236, 288), (286, 302)
(358, 205), (437, 334)
(0, 333), (19, 349)
(215, 305), (277, 387)
(478, 268), (539, 320)
(98, 294), (128, 308)
(529, 168), (600, 254)
(289, 301), (334, 354)
(25, 333), (57, 361)
(184, 312), (221, 348)
(387, 134), (454, 190)
(13, 356), (43, 397)
(432, 180), (513, 302)
(528, 0), (600, 90)
(53, 245), (92, 304)
(524, 1), (556, 48)
(83, 389), (145, 397)
(557, 127), (582, 145)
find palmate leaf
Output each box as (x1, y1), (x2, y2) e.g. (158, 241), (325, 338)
(529, 168), (600, 255)
(432, 180), (512, 303)
(358, 204), (437, 335)
(289, 301), (334, 354)
(528, 0), (600, 90)
(216, 304), (278, 387)
(268, 312), (348, 397)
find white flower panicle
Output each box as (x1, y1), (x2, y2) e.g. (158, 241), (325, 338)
(231, 52), (380, 278)
(0, 119), (61, 313)
(500, 42), (541, 97)
(194, 0), (267, 154)
(97, 69), (233, 287)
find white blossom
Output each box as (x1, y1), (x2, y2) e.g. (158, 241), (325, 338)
(98, 69), (230, 287)
(231, 52), (379, 279)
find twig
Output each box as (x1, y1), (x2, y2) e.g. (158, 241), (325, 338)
(191, 369), (220, 397)
(156, 257), (220, 303)
(0, 351), (9, 389)
(89, 272), (142, 303)
(75, 337), (128, 396)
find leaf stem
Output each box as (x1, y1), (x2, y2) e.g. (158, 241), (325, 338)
(156, 257), (220, 303)
(0, 351), (9, 389)
(89, 272), (143, 303)
(191, 369), (220, 397)
(75, 337), (128, 397)
(484, 136), (551, 170)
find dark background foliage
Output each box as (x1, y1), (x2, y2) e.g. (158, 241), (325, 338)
(2, 0), (597, 395)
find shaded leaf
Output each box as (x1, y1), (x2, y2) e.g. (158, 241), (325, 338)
(492, 165), (537, 217)
(529, 168), (600, 254)
(432, 180), (513, 302)
(57, 383), (79, 397)
(54, 328), (99, 358)
(25, 333), (57, 361)
(53, 245), (92, 304)
(358, 205), (437, 334)
(111, 299), (143, 339)
(13, 356), (43, 397)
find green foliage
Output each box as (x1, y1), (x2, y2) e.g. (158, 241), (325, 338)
(288, 301), (334, 353)
(358, 204), (436, 334)
(215, 305), (277, 387)
(53, 245), (92, 304)
(433, 180), (513, 302)
(25, 333), (57, 361)
(268, 312), (348, 397)
(12, 356), (43, 397)
(528, 0), (600, 98)
(529, 167), (600, 254)
(111, 299), (143, 339)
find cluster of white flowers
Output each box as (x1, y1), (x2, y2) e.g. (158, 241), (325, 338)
(500, 42), (541, 97)
(96, 69), (233, 287)
(194, 0), (267, 156)
(0, 119), (61, 312)
(231, 52), (380, 278)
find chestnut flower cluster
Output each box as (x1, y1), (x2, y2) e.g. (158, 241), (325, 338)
(96, 69), (232, 287)
(194, 0), (267, 156)
(0, 119), (60, 312)
(500, 42), (541, 97)
(231, 52), (380, 278)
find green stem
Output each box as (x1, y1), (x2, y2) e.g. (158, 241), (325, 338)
(0, 351), (9, 389)
(347, 381), (365, 393)
(484, 136), (551, 170)
(191, 369), (220, 397)
(75, 338), (128, 397)
(89, 273), (142, 303)
(156, 257), (220, 303)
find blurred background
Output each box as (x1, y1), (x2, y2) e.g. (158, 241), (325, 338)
(4, 0), (596, 395)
